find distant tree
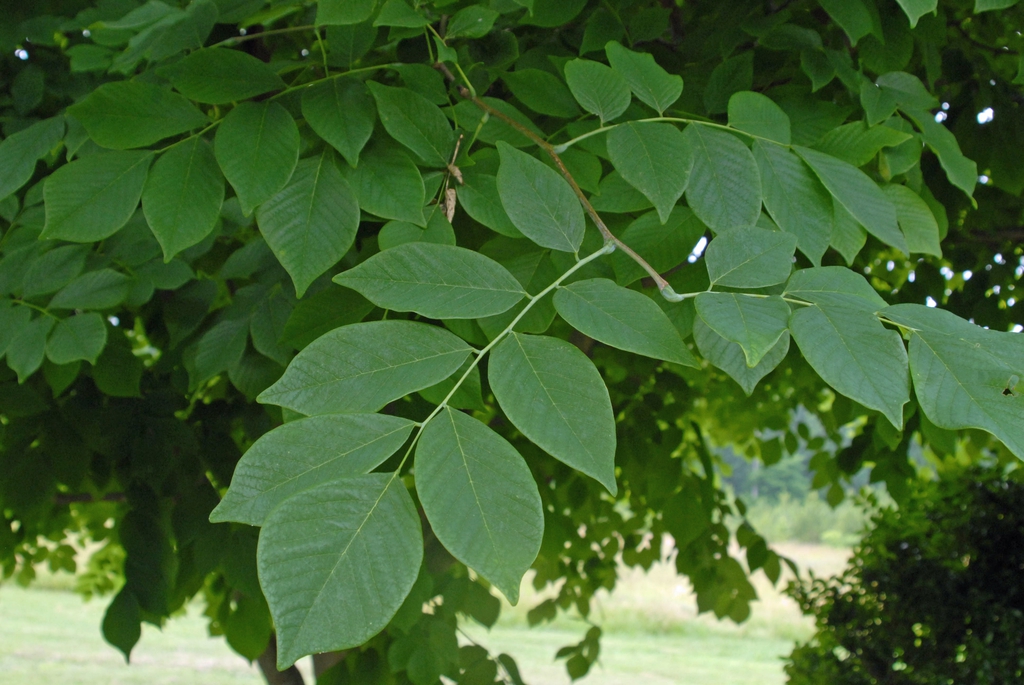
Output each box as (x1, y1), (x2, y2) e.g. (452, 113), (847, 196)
(0, 1), (1021, 683)
(786, 466), (1024, 684)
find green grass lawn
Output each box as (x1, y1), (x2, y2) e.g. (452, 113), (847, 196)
(0, 544), (846, 684)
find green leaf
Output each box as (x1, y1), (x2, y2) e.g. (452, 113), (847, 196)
(367, 82), (456, 167)
(194, 317), (248, 383)
(102, 588), (141, 663)
(880, 303), (1024, 458)
(92, 334), (143, 397)
(250, 290), (294, 367)
(67, 82), (207, 150)
(258, 473), (422, 668)
(590, 170), (653, 214)
(374, 0), (429, 27)
(142, 137), (224, 260)
(489, 333), (617, 494)
(604, 41), (682, 115)
(800, 49), (836, 92)
(564, 59), (631, 123)
(0, 117), (64, 201)
(458, 171), (523, 238)
(901, 108), (977, 200)
(830, 200), (867, 265)
(317, 0), (377, 25)
(46, 313), (108, 365)
(520, 0), (587, 26)
(0, 303), (31, 360)
(553, 278), (697, 366)
(42, 151), (153, 242)
(214, 102), (300, 215)
(301, 78), (376, 168)
(49, 269), (131, 310)
(377, 213), (456, 249)
(416, 407), (543, 604)
(694, 293), (789, 367)
(818, 0), (880, 45)
(727, 92), (791, 145)
(860, 82), (899, 127)
(496, 142), (584, 252)
(753, 141), (832, 266)
(896, 0), (937, 27)
(682, 124), (762, 232)
(446, 5), (499, 38)
(693, 318), (789, 396)
(606, 122), (692, 224)
(7, 315), (54, 383)
(794, 146), (907, 255)
(334, 243), (525, 319)
(502, 69), (581, 118)
(703, 52), (753, 114)
(610, 207), (707, 286)
(158, 48), (286, 104)
(340, 143), (425, 225)
(789, 303), (909, 429)
(784, 266), (887, 312)
(259, 321), (471, 415)
(974, 0), (1020, 10)
(211, 413), (415, 526)
(876, 72), (939, 110)
(704, 227), (796, 289)
(813, 121), (912, 168)
(256, 150), (359, 297)
(581, 9), (625, 54)
(281, 288), (374, 350)
(882, 184), (941, 256)
(22, 245), (90, 298)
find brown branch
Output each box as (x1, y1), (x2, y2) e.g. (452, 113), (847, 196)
(257, 635), (306, 685)
(435, 62), (678, 297)
(312, 652), (346, 677)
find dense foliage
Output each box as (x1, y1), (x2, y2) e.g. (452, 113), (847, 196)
(785, 466), (1024, 684)
(1, 0), (1022, 683)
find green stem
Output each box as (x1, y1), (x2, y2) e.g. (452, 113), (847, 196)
(551, 116), (775, 154)
(270, 63), (401, 100)
(392, 243), (616, 474)
(877, 315), (919, 332)
(153, 120), (221, 154)
(314, 27), (329, 76)
(11, 299), (57, 319)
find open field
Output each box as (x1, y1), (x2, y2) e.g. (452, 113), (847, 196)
(0, 544), (847, 685)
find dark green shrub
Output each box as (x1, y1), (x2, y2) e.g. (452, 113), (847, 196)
(785, 467), (1024, 684)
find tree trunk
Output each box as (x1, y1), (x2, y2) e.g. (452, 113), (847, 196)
(257, 634), (305, 685)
